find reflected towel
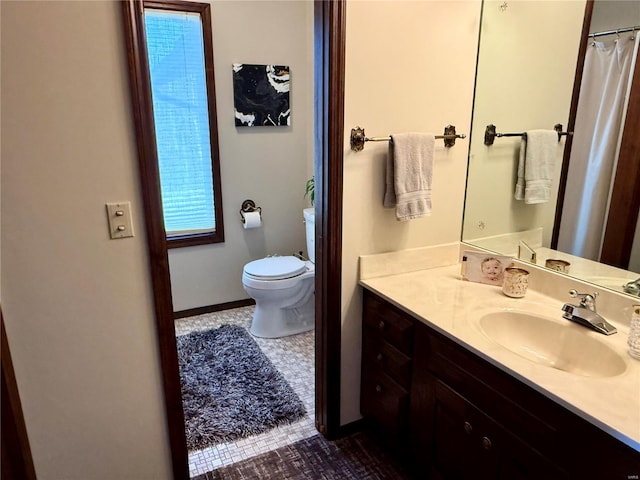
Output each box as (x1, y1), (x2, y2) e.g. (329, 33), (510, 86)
(515, 130), (559, 204)
(384, 132), (435, 221)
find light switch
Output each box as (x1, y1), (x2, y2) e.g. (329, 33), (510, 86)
(106, 202), (134, 239)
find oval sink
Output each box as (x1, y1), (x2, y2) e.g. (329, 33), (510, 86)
(479, 311), (626, 378)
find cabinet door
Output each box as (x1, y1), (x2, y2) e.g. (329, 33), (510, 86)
(361, 361), (409, 435)
(431, 379), (568, 480)
(431, 378), (498, 479)
(498, 451), (567, 480)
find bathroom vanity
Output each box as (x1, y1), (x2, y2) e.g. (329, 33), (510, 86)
(359, 246), (640, 479)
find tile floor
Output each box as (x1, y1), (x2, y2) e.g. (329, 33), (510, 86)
(175, 306), (317, 478)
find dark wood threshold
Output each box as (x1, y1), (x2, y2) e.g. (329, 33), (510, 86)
(173, 299), (256, 320)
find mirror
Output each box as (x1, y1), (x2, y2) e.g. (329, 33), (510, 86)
(462, 0), (640, 297)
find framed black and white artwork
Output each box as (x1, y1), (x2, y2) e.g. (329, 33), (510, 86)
(233, 64), (290, 127)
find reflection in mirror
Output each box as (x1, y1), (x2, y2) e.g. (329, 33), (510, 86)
(557, 1), (640, 266)
(462, 0), (640, 297)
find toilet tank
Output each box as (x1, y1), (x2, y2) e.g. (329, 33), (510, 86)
(303, 208), (315, 263)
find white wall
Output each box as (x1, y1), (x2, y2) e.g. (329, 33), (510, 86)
(1, 2), (172, 479)
(591, 0), (640, 33)
(462, 0), (585, 248)
(168, 1), (314, 312)
(341, 0), (482, 424)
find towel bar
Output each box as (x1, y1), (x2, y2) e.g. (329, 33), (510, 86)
(484, 123), (572, 146)
(350, 125), (466, 152)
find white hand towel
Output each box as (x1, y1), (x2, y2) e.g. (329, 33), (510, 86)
(514, 130), (559, 204)
(384, 132), (435, 221)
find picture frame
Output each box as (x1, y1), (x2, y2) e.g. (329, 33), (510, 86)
(461, 251), (514, 286)
(233, 64), (290, 127)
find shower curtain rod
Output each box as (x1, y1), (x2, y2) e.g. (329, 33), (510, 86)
(589, 25), (639, 38)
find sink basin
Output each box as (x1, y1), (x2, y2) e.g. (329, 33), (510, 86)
(479, 311), (626, 378)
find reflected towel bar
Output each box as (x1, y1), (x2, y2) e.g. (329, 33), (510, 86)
(350, 125), (466, 152)
(484, 123), (572, 146)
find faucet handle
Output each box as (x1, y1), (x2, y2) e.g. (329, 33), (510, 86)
(568, 290), (598, 311)
(568, 289), (599, 299)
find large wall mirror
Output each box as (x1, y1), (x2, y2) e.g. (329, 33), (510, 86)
(462, 0), (640, 297)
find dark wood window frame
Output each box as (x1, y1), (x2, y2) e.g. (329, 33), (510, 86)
(130, 0), (224, 250)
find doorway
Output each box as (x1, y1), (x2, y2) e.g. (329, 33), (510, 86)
(121, 1), (346, 478)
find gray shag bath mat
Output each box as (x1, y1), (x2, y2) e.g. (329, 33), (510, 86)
(177, 325), (307, 451)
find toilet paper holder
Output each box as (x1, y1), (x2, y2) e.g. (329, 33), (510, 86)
(240, 199), (262, 223)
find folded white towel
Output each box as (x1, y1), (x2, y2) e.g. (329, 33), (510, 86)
(514, 130), (559, 204)
(384, 132), (435, 221)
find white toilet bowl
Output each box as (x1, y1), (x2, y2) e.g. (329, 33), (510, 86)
(242, 255), (315, 338)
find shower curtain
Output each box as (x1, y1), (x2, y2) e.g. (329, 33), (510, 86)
(557, 33), (639, 261)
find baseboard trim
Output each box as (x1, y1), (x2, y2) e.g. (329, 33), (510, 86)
(173, 299), (256, 320)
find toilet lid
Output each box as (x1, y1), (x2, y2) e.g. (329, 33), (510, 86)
(244, 256), (307, 280)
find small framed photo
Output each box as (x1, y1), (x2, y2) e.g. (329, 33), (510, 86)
(461, 251), (513, 286)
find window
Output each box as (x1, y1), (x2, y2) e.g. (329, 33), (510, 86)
(138, 0), (224, 247)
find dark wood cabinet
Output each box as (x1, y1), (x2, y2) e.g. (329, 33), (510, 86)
(425, 374), (567, 480)
(361, 289), (640, 480)
(361, 290), (414, 447)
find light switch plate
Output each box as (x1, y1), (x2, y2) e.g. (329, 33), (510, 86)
(106, 202), (134, 239)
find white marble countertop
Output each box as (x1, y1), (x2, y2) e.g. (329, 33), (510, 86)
(360, 262), (640, 452)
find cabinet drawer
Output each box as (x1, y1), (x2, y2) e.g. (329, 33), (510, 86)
(361, 362), (409, 434)
(363, 291), (414, 355)
(363, 328), (412, 389)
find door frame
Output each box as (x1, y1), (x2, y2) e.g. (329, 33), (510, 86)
(313, 0), (346, 440)
(2, 312), (37, 480)
(121, 1), (346, 478)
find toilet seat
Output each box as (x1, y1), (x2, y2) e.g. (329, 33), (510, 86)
(243, 256), (307, 280)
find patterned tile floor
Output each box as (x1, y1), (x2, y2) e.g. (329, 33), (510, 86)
(175, 306), (317, 478)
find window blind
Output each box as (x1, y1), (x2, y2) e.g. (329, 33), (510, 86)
(145, 9), (215, 234)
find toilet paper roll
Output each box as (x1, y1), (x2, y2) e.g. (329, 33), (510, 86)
(242, 211), (262, 229)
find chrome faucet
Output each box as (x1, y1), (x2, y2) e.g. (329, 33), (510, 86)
(518, 240), (537, 264)
(623, 278), (640, 296)
(561, 290), (617, 335)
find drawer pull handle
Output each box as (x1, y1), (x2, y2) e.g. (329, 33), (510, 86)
(375, 384), (383, 393)
(464, 421), (473, 435)
(482, 436), (492, 450)
(378, 320), (385, 330)
(376, 353), (384, 362)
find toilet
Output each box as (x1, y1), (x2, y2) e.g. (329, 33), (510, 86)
(242, 208), (315, 338)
